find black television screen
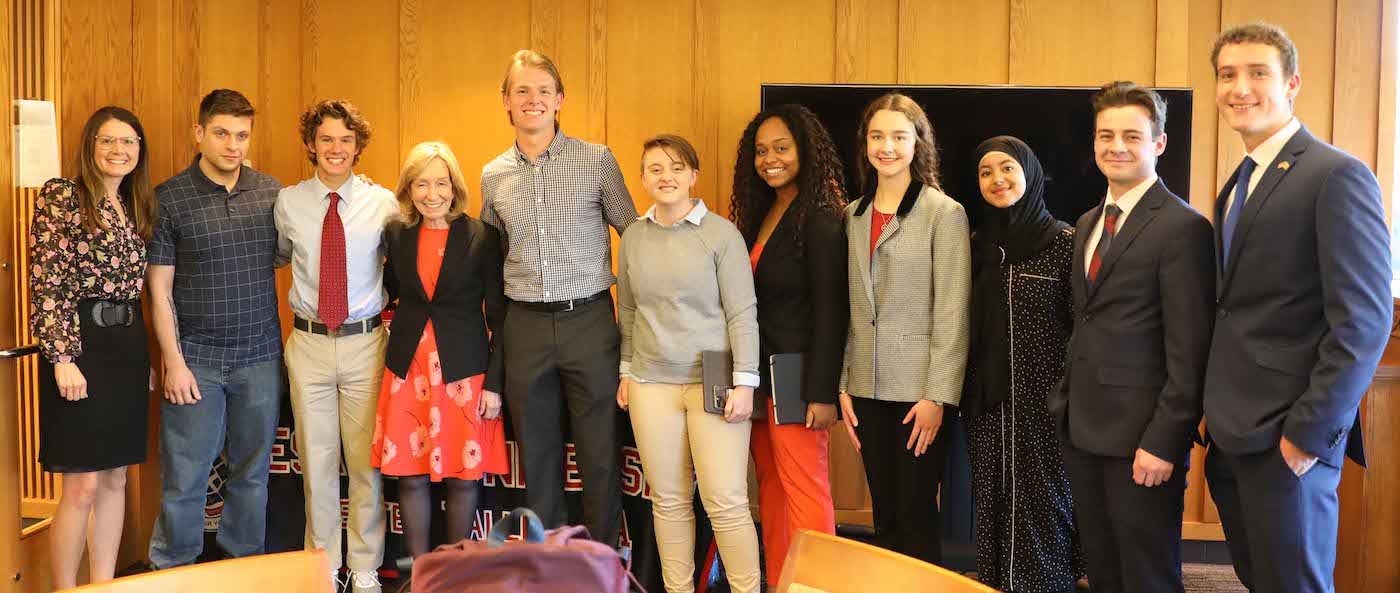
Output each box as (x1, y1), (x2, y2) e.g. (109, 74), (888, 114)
(761, 84), (1193, 228)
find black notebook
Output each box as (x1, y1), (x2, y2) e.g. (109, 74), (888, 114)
(769, 353), (807, 425)
(701, 351), (732, 415)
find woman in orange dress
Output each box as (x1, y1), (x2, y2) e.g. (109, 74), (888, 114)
(373, 141), (508, 557)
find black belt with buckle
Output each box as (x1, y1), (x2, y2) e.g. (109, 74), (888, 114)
(88, 299), (135, 328)
(294, 315), (382, 337)
(510, 290), (609, 313)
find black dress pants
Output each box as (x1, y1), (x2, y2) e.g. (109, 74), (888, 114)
(503, 297), (622, 544)
(1060, 443), (1185, 593)
(849, 396), (951, 565)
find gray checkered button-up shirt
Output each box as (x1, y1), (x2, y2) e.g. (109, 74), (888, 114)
(480, 132), (637, 302)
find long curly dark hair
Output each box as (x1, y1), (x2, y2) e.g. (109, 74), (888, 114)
(729, 104), (848, 246)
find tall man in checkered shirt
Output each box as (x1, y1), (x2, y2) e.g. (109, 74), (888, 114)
(147, 90), (285, 569)
(480, 50), (638, 544)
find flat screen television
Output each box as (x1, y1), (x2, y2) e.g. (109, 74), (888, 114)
(760, 84), (1193, 227)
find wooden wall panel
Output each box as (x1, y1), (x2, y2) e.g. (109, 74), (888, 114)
(257, 0), (306, 186)
(1218, 0), (1337, 184)
(59, 0), (134, 175)
(1332, 0), (1382, 171)
(304, 0), (402, 186)
(1188, 0), (1223, 216)
(1156, 0), (1192, 86)
(835, 0), (898, 84)
(399, 0), (528, 215)
(541, 0), (607, 143)
(605, 0), (702, 213)
(898, 0), (1009, 85)
(710, 0), (837, 214)
(1009, 0), (1156, 86)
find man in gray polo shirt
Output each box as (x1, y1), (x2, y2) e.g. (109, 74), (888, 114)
(147, 89), (283, 569)
(480, 49), (637, 544)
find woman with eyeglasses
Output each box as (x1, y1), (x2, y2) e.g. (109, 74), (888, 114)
(28, 106), (158, 588)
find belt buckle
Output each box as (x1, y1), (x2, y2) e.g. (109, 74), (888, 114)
(564, 299), (575, 313)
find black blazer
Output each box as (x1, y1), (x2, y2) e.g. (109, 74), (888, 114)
(750, 204), (849, 405)
(1049, 180), (1215, 465)
(383, 216), (506, 392)
(1204, 126), (1391, 468)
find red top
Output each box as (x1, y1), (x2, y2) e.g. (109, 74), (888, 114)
(750, 242), (765, 273)
(871, 208), (894, 259)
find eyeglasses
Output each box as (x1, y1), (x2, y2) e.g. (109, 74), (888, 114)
(95, 136), (142, 148)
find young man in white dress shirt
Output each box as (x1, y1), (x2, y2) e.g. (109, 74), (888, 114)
(274, 100), (398, 593)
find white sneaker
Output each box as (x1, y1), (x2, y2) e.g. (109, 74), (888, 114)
(350, 570), (382, 593)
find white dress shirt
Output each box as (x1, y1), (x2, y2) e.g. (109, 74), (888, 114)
(274, 173), (399, 323)
(1224, 117), (1301, 216)
(1084, 175), (1158, 272)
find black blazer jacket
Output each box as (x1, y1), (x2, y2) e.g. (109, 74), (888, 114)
(1049, 180), (1216, 465)
(384, 216), (506, 392)
(750, 204), (849, 405)
(1204, 126), (1391, 468)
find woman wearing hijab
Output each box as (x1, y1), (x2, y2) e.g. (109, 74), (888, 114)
(964, 136), (1082, 593)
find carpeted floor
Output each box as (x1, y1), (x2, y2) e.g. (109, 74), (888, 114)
(1183, 563), (1248, 592)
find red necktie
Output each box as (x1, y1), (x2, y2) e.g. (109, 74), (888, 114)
(1087, 203), (1121, 285)
(319, 191), (348, 331)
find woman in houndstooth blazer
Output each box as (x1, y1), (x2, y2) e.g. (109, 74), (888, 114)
(838, 93), (972, 565)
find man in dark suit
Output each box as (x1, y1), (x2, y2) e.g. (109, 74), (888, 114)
(1204, 23), (1391, 593)
(1049, 81), (1216, 593)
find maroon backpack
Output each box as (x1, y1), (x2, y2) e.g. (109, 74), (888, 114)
(409, 508), (646, 593)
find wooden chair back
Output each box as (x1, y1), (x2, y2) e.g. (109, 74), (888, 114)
(776, 529), (1000, 593)
(59, 550), (334, 593)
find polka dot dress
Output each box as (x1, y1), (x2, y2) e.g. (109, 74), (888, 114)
(965, 229), (1084, 592)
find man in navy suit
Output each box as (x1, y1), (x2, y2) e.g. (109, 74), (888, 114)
(1204, 22), (1391, 593)
(1051, 81), (1216, 593)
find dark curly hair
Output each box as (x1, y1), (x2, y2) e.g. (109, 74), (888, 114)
(729, 104), (848, 246)
(855, 92), (940, 195)
(299, 99), (372, 166)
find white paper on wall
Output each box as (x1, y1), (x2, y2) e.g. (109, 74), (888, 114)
(13, 100), (61, 188)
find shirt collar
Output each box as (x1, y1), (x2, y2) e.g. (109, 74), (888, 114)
(188, 154), (256, 194)
(1103, 174), (1157, 217)
(311, 172), (356, 202)
(1245, 117), (1300, 169)
(513, 130), (570, 165)
(640, 199), (708, 226)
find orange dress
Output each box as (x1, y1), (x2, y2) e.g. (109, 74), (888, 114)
(371, 226), (507, 480)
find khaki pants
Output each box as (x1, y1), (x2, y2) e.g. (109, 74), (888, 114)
(286, 326), (387, 571)
(628, 382), (760, 593)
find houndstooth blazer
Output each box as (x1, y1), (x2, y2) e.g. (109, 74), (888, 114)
(841, 181), (971, 405)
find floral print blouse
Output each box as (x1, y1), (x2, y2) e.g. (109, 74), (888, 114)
(29, 178), (147, 364)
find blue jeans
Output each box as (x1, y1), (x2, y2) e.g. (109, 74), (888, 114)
(148, 360), (282, 568)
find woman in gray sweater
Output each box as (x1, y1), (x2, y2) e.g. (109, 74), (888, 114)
(615, 134), (761, 593)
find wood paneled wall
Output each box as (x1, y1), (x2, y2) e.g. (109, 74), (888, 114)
(39, 0), (1393, 576)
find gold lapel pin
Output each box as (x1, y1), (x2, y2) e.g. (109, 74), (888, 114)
(1279, 161), (1291, 171)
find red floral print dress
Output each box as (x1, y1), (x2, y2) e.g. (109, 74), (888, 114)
(371, 226), (507, 480)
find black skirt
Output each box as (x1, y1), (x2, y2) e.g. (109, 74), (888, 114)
(37, 299), (150, 473)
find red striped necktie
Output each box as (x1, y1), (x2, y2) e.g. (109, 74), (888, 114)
(1087, 203), (1122, 285)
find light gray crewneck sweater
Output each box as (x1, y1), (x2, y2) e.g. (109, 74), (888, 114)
(617, 199), (759, 386)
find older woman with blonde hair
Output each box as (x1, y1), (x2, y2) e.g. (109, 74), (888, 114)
(371, 141), (508, 557)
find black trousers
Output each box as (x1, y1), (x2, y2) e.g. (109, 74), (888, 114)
(502, 297), (622, 545)
(1205, 444), (1342, 593)
(849, 397), (950, 565)
(1060, 443), (1185, 593)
